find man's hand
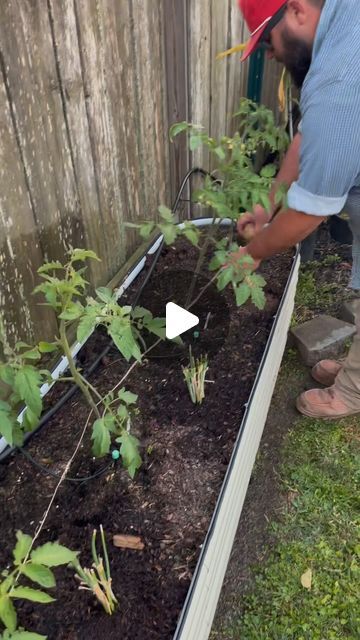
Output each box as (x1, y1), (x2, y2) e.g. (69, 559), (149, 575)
(237, 205), (270, 242)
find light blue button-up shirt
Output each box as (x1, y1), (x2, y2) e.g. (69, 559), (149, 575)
(287, 0), (360, 217)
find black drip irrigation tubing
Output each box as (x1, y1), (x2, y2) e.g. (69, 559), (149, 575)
(0, 168), (213, 483)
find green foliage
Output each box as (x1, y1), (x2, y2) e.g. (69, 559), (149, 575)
(0, 247), (162, 478)
(172, 98), (288, 220)
(126, 206), (201, 247)
(89, 384), (140, 476)
(72, 526), (117, 615)
(1, 631), (46, 639)
(31, 249), (167, 476)
(218, 417), (360, 639)
(0, 533), (76, 638)
(78, 288), (166, 362)
(131, 100), (289, 312)
(116, 432), (142, 479)
(91, 418), (112, 458)
(209, 244), (266, 309)
(30, 542), (77, 568)
(234, 98), (289, 157)
(0, 336), (50, 447)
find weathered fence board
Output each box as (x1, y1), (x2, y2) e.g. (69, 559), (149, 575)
(188, 0), (211, 172)
(0, 0), (84, 260)
(49, 0), (106, 285)
(0, 61), (58, 344)
(163, 0), (189, 210)
(262, 55), (284, 118)
(227, 2), (250, 136)
(0, 0), (282, 345)
(130, 1), (170, 221)
(71, 0), (129, 276)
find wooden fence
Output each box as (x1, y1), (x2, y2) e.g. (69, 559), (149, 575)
(0, 0), (281, 345)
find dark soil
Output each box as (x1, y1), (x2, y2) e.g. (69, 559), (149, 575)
(0, 232), (293, 640)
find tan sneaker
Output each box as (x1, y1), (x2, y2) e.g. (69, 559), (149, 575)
(311, 359), (344, 386)
(296, 385), (360, 419)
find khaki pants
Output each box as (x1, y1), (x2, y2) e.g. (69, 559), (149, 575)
(335, 317), (360, 410)
(334, 192), (360, 407)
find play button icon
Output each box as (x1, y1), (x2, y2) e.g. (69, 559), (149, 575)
(166, 302), (199, 340)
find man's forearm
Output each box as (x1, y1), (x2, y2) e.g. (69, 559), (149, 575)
(246, 208), (325, 261)
(269, 132), (301, 217)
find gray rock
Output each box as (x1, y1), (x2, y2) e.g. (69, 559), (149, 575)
(291, 315), (356, 366)
(339, 298), (360, 325)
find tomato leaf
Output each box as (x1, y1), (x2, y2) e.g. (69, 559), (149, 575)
(91, 418), (111, 458)
(10, 587), (54, 604)
(13, 531), (32, 566)
(169, 121), (190, 140)
(251, 287), (266, 310)
(14, 367), (42, 417)
(217, 268), (234, 291)
(95, 287), (113, 304)
(77, 315), (97, 343)
(116, 433), (142, 479)
(70, 249), (100, 263)
(38, 342), (57, 354)
(0, 595), (17, 631)
(30, 542), (77, 567)
(118, 388), (138, 405)
(20, 564), (55, 589)
(10, 631), (47, 639)
(0, 408), (15, 446)
(59, 302), (84, 321)
(235, 283), (251, 307)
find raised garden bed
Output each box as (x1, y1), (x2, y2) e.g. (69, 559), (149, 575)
(0, 220), (299, 640)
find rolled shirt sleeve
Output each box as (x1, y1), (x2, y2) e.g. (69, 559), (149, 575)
(288, 82), (360, 216)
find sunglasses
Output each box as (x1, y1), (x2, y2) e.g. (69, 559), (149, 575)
(258, 4), (287, 50)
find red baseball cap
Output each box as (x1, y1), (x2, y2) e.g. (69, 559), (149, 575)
(239, 0), (287, 61)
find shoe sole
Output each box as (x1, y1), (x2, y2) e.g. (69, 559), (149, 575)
(296, 398), (360, 420)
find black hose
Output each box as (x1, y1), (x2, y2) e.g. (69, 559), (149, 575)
(18, 447), (115, 484)
(0, 168), (212, 469)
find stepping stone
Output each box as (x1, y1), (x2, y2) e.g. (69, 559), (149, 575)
(339, 298), (360, 325)
(291, 315), (356, 366)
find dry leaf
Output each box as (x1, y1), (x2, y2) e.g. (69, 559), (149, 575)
(113, 534), (145, 551)
(301, 568), (312, 590)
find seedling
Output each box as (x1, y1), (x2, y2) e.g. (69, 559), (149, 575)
(72, 526), (117, 615)
(0, 249), (165, 478)
(182, 348), (209, 404)
(0, 531), (77, 638)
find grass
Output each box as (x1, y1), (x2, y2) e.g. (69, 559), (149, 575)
(213, 415), (360, 640)
(292, 265), (340, 325)
(291, 253), (355, 326)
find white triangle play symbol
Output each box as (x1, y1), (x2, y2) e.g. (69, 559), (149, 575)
(166, 302), (199, 340)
